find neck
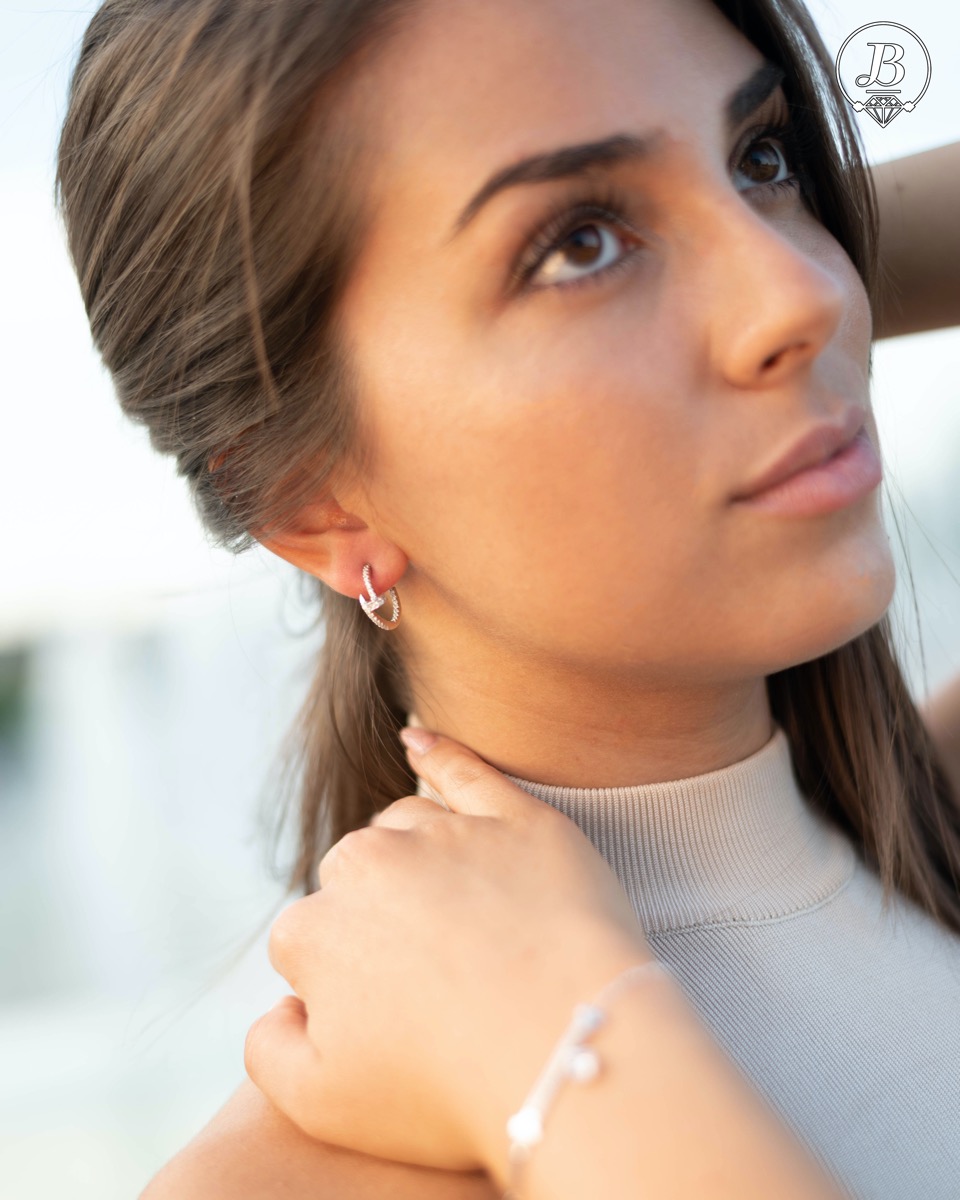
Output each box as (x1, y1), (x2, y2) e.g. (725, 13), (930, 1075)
(403, 623), (774, 788)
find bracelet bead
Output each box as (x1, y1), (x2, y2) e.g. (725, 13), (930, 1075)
(568, 1046), (601, 1082)
(506, 1106), (543, 1147)
(502, 958), (671, 1200)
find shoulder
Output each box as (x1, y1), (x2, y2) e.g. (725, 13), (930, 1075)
(139, 1078), (497, 1200)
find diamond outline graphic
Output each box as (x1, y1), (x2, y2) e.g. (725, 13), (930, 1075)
(863, 94), (904, 127)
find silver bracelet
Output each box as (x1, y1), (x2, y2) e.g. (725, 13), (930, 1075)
(502, 957), (673, 1200)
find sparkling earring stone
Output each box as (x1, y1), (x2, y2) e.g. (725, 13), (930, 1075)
(358, 563), (402, 630)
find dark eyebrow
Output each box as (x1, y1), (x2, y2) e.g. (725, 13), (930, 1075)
(446, 60), (787, 242)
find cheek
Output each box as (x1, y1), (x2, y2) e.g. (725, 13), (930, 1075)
(388, 321), (692, 513)
(367, 319), (712, 625)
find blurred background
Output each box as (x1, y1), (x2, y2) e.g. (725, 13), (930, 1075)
(1, 1), (958, 1196)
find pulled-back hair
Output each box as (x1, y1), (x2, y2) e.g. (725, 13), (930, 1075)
(56, 0), (959, 932)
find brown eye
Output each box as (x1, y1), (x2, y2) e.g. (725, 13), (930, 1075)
(515, 193), (643, 295)
(734, 136), (791, 191)
(534, 222), (624, 287)
(563, 225), (605, 265)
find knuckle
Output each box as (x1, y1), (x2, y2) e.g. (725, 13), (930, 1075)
(317, 827), (376, 886)
(267, 903), (302, 969)
(321, 826), (387, 877)
(333, 826), (370, 863)
(243, 1013), (268, 1082)
(354, 824), (395, 860)
(367, 796), (406, 827)
(368, 794), (430, 827)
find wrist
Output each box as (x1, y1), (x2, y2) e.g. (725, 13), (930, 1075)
(465, 928), (668, 1180)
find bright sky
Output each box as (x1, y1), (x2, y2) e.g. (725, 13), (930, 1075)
(1, 0), (958, 646)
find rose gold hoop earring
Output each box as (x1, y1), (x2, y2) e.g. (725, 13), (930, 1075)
(359, 563), (402, 631)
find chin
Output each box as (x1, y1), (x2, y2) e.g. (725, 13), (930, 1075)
(752, 518), (898, 674)
(820, 493), (898, 625)
(789, 539), (898, 669)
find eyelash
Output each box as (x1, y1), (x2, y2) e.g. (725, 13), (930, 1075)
(511, 111), (817, 296)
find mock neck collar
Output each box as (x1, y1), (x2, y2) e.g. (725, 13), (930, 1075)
(415, 723), (856, 936)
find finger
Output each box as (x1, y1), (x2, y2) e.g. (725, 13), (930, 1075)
(399, 727), (538, 818)
(267, 893), (326, 989)
(316, 824), (411, 889)
(317, 829), (371, 890)
(316, 838), (342, 890)
(367, 794), (450, 829)
(244, 995), (328, 1141)
(316, 825), (384, 890)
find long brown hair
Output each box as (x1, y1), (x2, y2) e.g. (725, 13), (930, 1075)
(56, 0), (960, 931)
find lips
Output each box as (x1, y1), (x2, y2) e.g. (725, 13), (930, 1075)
(732, 406), (868, 502)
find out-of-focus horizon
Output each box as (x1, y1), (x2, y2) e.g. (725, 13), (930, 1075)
(1, 1), (958, 1197)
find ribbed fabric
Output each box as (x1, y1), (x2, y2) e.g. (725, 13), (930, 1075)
(415, 722), (960, 1199)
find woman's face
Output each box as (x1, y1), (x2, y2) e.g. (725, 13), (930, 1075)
(335, 0), (895, 695)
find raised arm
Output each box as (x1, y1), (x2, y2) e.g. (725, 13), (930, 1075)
(870, 143), (960, 790)
(921, 672), (960, 801)
(872, 141), (960, 339)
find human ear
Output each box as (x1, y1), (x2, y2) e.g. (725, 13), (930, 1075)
(256, 495), (407, 602)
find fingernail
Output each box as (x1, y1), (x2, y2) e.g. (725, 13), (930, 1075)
(399, 726), (437, 756)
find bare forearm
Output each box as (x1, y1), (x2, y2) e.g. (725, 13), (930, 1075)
(872, 141), (960, 339)
(141, 1079), (496, 1200)
(477, 965), (848, 1200)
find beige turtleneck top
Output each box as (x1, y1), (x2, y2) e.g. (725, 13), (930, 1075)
(416, 722), (960, 1199)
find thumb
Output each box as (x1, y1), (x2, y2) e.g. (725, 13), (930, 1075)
(244, 995), (329, 1141)
(399, 726), (538, 818)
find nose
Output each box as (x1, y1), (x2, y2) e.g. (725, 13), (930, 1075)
(697, 191), (849, 390)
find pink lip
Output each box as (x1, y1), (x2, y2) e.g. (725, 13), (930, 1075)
(732, 426), (883, 517)
(733, 409), (868, 501)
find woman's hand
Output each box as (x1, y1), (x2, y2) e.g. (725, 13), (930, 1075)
(244, 727), (655, 1174)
